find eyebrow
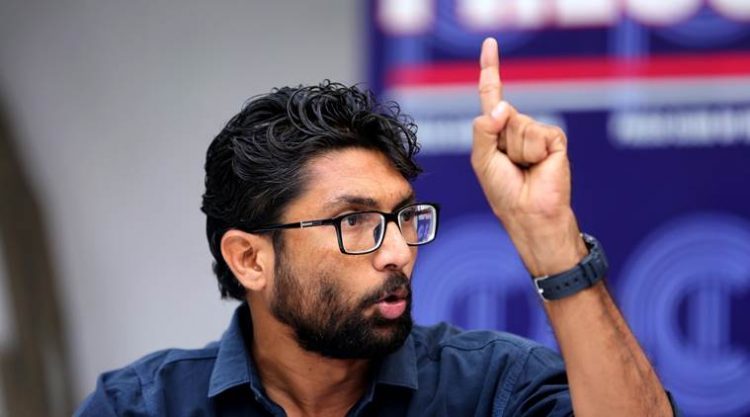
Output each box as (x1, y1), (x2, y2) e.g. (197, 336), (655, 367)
(323, 191), (416, 213)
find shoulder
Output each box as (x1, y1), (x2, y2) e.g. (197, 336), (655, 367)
(75, 343), (219, 417)
(410, 322), (546, 360)
(102, 343), (219, 390)
(125, 342), (219, 385)
(409, 323), (567, 390)
(409, 322), (564, 386)
(405, 323), (570, 414)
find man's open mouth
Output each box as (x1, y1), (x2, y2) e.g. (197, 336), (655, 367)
(377, 287), (409, 303)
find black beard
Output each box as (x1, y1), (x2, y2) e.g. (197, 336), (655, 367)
(271, 258), (413, 359)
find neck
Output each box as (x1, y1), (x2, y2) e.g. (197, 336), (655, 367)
(249, 303), (371, 417)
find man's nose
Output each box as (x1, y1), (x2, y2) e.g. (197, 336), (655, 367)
(373, 220), (413, 271)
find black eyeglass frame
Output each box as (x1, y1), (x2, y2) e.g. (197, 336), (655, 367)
(238, 202), (440, 255)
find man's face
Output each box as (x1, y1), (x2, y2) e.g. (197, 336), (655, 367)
(267, 148), (418, 359)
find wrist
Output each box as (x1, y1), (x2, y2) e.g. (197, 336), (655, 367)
(502, 211), (588, 277)
(533, 233), (609, 301)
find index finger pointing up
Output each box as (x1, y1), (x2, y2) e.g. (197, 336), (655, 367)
(479, 37), (503, 115)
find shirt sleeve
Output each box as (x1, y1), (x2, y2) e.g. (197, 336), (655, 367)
(501, 346), (682, 417)
(501, 346), (573, 417)
(73, 367), (150, 417)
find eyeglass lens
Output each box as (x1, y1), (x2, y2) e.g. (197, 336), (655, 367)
(339, 204), (437, 254)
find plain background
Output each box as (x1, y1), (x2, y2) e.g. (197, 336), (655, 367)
(0, 0), (360, 402)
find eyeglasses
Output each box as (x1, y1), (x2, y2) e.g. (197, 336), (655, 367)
(241, 203), (439, 255)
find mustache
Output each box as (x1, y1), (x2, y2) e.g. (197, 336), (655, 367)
(358, 273), (411, 308)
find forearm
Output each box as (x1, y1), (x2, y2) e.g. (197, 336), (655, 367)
(545, 280), (672, 417)
(504, 215), (672, 416)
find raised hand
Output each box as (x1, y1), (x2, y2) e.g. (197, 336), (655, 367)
(470, 39), (675, 417)
(470, 38), (586, 277)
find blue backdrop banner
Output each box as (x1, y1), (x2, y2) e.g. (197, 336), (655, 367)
(367, 1), (750, 416)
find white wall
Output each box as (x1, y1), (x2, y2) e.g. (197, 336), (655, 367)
(0, 0), (360, 402)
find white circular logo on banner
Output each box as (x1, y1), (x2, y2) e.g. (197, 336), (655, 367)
(412, 214), (556, 348)
(619, 212), (750, 417)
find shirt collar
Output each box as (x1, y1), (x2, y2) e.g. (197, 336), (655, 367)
(207, 303), (419, 398)
(373, 332), (419, 390)
(208, 303), (254, 397)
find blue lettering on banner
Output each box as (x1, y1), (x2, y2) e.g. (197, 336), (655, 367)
(619, 213), (750, 417)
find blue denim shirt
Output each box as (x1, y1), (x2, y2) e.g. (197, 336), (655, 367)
(76, 303), (679, 416)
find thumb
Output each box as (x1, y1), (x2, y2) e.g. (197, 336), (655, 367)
(472, 101), (512, 166)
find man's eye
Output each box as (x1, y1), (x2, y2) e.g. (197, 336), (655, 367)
(400, 208), (415, 222)
(345, 214), (361, 227)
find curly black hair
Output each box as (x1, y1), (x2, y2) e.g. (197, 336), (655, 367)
(201, 81), (422, 300)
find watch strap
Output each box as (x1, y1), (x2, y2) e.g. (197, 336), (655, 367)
(532, 233), (608, 301)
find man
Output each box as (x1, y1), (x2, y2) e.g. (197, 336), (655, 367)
(76, 39), (678, 416)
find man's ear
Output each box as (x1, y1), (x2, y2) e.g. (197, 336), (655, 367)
(220, 230), (274, 292)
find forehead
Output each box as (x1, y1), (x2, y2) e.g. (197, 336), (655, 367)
(289, 148), (413, 217)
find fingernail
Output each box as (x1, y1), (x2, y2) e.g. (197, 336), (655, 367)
(491, 101), (508, 119)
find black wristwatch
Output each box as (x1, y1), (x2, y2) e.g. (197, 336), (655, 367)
(532, 233), (609, 301)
